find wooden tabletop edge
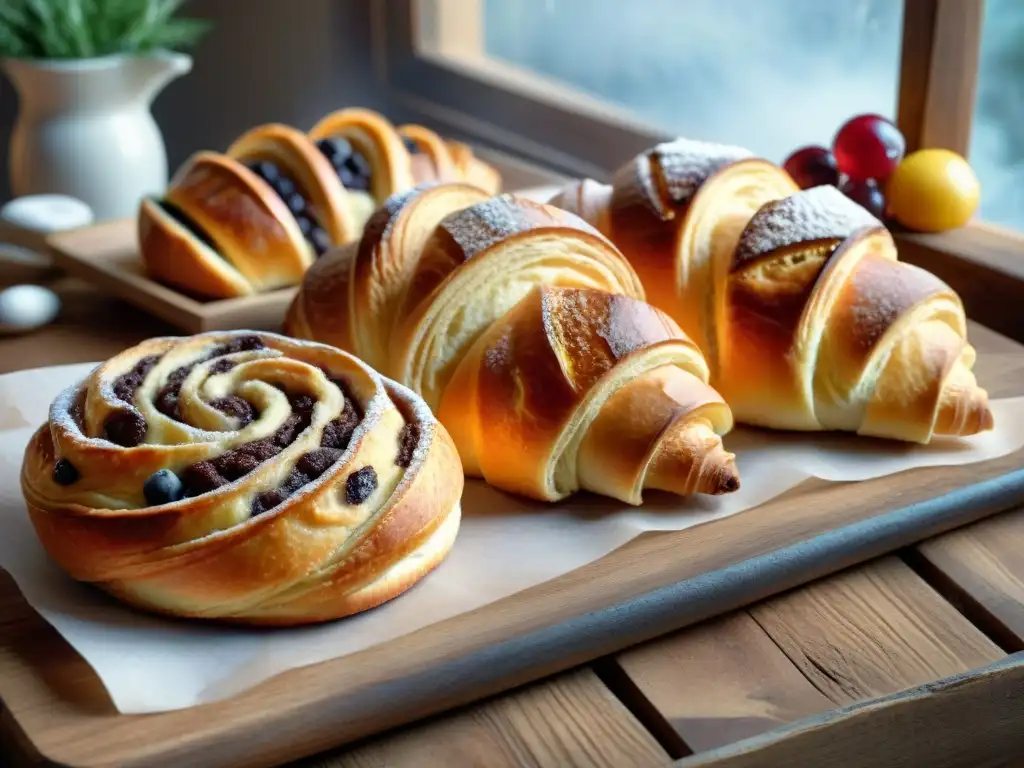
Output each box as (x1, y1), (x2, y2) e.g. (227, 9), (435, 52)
(673, 652), (1024, 767)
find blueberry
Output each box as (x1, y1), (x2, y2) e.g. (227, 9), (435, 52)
(310, 227), (331, 256)
(272, 175), (295, 198)
(338, 166), (370, 192)
(294, 214), (313, 236)
(316, 137), (352, 165)
(53, 458), (79, 486)
(143, 469), (185, 506)
(285, 192), (306, 215)
(346, 152), (372, 178)
(345, 466), (378, 505)
(249, 160), (279, 181)
(401, 136), (420, 155)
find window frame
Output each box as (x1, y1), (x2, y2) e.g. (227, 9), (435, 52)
(373, 0), (1024, 336)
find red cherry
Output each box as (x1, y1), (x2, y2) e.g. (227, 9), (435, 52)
(782, 145), (839, 190)
(832, 114), (905, 183)
(839, 177), (886, 220)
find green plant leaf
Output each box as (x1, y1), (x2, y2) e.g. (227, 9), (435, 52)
(0, 0), (211, 59)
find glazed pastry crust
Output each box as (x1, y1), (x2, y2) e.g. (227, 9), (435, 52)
(20, 331), (463, 625)
(548, 142), (993, 443)
(288, 188), (738, 505)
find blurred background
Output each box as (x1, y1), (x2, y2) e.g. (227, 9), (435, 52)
(0, 0), (1019, 228)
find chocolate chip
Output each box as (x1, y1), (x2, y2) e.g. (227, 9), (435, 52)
(236, 439), (279, 462)
(208, 359), (236, 375)
(112, 371), (142, 403)
(155, 384), (181, 420)
(211, 396), (256, 427)
(345, 466), (377, 505)
(252, 490), (283, 515)
(273, 413), (306, 447)
(134, 355), (160, 377)
(281, 469), (310, 495)
(180, 461), (226, 496)
(289, 393), (315, 414)
(167, 364), (193, 385)
(296, 448), (342, 479)
(104, 410), (147, 447)
(213, 451), (261, 481)
(723, 476), (740, 493)
(111, 355), (161, 403)
(321, 411), (358, 451)
(396, 423), (419, 468)
(402, 136), (420, 155)
(53, 458), (79, 485)
(234, 335), (265, 352)
(143, 469), (184, 506)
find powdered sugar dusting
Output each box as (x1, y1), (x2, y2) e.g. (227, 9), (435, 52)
(439, 194), (602, 261)
(654, 137), (754, 205)
(439, 194), (526, 260)
(736, 185), (883, 265)
(34, 331), (440, 513)
(377, 183), (436, 243)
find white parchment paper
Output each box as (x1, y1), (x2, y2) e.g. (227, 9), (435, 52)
(1, 363), (1023, 713)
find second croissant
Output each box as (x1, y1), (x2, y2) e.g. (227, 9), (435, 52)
(549, 138), (994, 444)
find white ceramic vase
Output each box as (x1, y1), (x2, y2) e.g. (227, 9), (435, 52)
(2, 52), (192, 221)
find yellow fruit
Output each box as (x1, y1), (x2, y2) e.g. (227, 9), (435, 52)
(886, 149), (980, 233)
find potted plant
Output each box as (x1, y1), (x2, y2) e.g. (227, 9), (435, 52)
(0, 1), (211, 220)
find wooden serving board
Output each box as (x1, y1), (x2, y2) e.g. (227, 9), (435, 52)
(2, 324), (1024, 768)
(38, 183), (556, 338)
(45, 219), (297, 334)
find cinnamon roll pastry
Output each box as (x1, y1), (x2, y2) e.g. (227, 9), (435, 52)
(287, 187), (739, 504)
(138, 107), (501, 300)
(549, 142), (993, 443)
(20, 331), (463, 625)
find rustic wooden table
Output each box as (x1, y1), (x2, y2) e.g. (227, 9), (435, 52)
(2, 272), (1024, 768)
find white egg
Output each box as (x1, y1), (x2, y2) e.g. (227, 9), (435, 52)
(1, 195), (94, 233)
(0, 284), (61, 335)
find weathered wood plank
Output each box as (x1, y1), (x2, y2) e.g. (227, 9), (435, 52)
(672, 653), (1024, 768)
(748, 557), (1002, 705)
(613, 612), (833, 755)
(610, 557), (1002, 755)
(914, 507), (1024, 651)
(299, 669), (668, 768)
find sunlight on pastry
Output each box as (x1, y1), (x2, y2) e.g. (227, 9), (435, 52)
(137, 107), (501, 300)
(548, 141), (994, 444)
(287, 187), (737, 505)
(19, 331), (463, 625)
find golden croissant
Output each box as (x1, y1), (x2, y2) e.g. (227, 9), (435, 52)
(138, 107), (501, 300)
(20, 331), (463, 625)
(549, 139), (993, 443)
(286, 186), (739, 504)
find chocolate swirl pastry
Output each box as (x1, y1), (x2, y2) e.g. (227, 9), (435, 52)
(286, 186), (739, 505)
(20, 331), (463, 625)
(138, 107), (501, 300)
(548, 140), (993, 443)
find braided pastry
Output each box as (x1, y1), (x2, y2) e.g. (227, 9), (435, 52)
(286, 185), (739, 504)
(20, 331), (462, 625)
(139, 107), (501, 300)
(549, 140), (993, 443)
